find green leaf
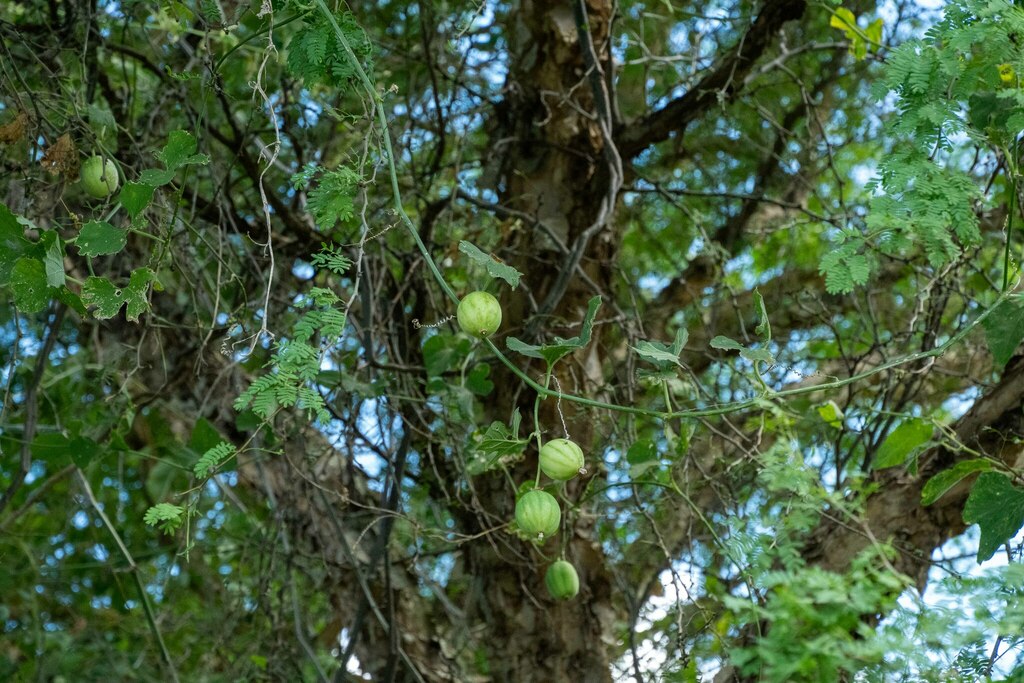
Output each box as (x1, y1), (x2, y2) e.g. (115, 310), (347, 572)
(68, 437), (101, 469)
(816, 401), (845, 429)
(11, 257), (51, 313)
(505, 336), (545, 360)
(143, 503), (186, 535)
(81, 267), (157, 321)
(194, 442), (236, 479)
(311, 242), (353, 275)
(119, 182), (154, 220)
(86, 102), (117, 130)
(157, 130), (209, 169)
(865, 18), (883, 47)
(632, 328), (688, 369)
(740, 347), (775, 365)
(55, 286), (87, 316)
(0, 203), (31, 285)
(982, 297), (1024, 366)
(77, 221), (128, 257)
(31, 434), (100, 469)
(189, 417), (224, 454)
(285, 11), (373, 89)
(422, 334), (470, 376)
(921, 459), (992, 506)
(468, 408), (528, 474)
(42, 232), (65, 288)
(627, 439), (659, 477)
(306, 167), (359, 229)
(138, 168), (177, 186)
(829, 7), (857, 33)
(852, 35), (867, 60)
(874, 419), (933, 469)
(466, 362), (494, 396)
(458, 241), (522, 289)
(506, 296), (601, 365)
(710, 336), (743, 351)
(963, 472), (1024, 562)
(820, 245), (871, 294)
(30, 433), (74, 466)
(753, 289), (771, 342)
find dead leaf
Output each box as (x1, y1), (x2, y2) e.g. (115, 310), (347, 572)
(40, 133), (78, 176)
(0, 111), (29, 144)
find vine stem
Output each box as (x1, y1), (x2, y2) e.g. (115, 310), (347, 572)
(1003, 143), (1018, 292)
(75, 468), (179, 683)
(312, 0), (456, 304)
(312, 1), (1021, 422)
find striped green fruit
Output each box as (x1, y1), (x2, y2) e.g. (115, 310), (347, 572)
(539, 438), (585, 481)
(457, 291), (502, 337)
(515, 490), (560, 538)
(80, 156), (119, 198)
(545, 560), (579, 600)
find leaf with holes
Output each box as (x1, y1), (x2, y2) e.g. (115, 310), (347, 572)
(82, 268), (157, 321)
(11, 257), (51, 313)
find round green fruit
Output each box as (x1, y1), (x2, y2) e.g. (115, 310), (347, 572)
(545, 560), (579, 600)
(80, 155), (119, 198)
(515, 489), (560, 538)
(539, 438), (585, 481)
(457, 291), (502, 337)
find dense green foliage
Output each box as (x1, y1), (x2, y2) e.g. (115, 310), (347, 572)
(2, 0), (1024, 681)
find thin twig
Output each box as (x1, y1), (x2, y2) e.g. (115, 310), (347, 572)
(75, 468), (180, 683)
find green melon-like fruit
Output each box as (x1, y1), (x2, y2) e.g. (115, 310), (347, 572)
(539, 438), (585, 481)
(545, 560), (580, 600)
(80, 155), (119, 198)
(515, 489), (560, 538)
(457, 291), (502, 337)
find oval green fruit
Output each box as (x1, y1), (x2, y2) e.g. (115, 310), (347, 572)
(539, 438), (585, 481)
(545, 560), (579, 600)
(457, 291), (502, 337)
(515, 489), (560, 538)
(80, 155), (119, 198)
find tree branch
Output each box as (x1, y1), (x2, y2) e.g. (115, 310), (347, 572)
(616, 0), (808, 159)
(804, 354), (1024, 588)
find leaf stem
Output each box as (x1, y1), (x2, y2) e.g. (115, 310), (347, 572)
(534, 367), (552, 487)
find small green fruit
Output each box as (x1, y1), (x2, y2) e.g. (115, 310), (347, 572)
(545, 560), (579, 600)
(457, 291), (502, 337)
(539, 438), (585, 481)
(80, 155), (119, 198)
(515, 489), (560, 538)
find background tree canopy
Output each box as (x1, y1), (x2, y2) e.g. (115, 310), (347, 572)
(3, 0), (1024, 680)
